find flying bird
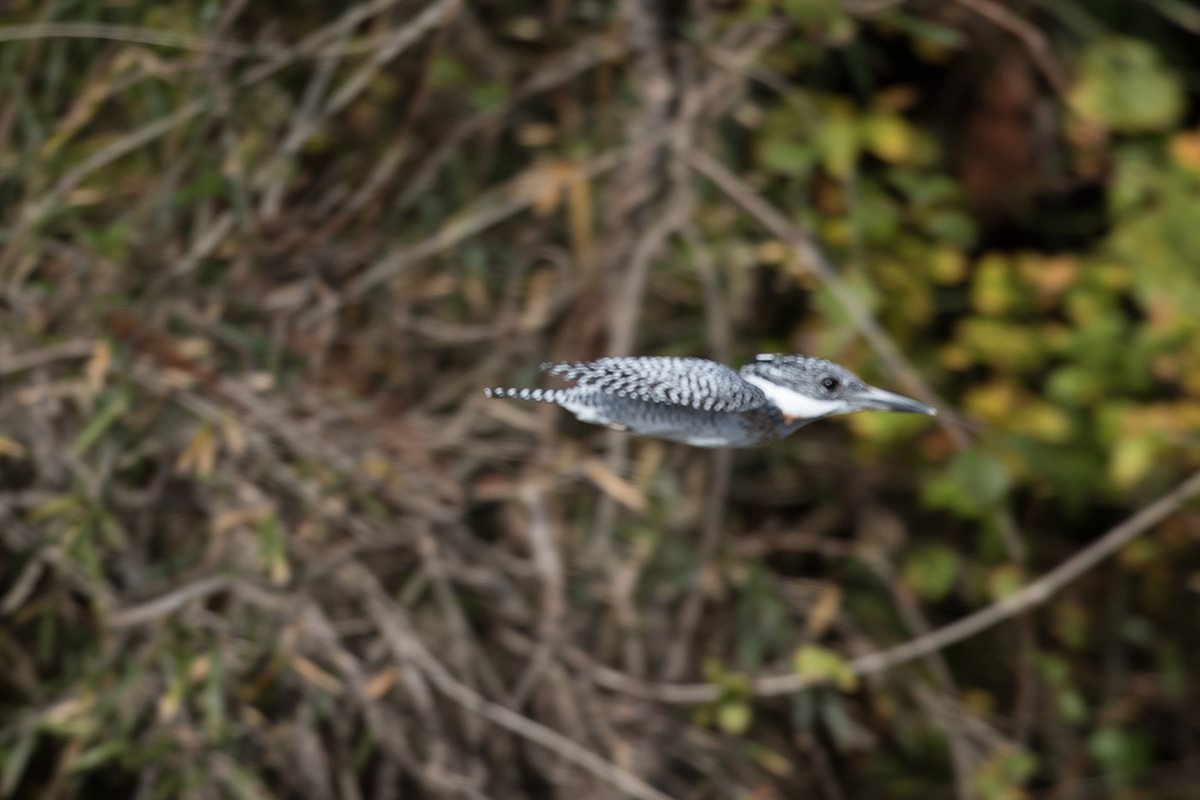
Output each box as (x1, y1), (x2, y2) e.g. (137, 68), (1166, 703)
(485, 354), (935, 448)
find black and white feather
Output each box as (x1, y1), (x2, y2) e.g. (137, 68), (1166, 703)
(540, 357), (767, 413)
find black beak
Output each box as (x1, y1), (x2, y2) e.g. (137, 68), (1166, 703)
(850, 386), (937, 416)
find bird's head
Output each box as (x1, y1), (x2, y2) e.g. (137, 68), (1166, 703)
(739, 354), (936, 421)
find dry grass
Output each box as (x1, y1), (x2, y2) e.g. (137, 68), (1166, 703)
(2, 1), (1200, 799)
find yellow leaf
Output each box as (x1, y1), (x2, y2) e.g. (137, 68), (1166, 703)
(292, 657), (342, 694)
(964, 381), (1020, 423)
(865, 113), (914, 164)
(938, 343), (972, 371)
(1022, 254), (1078, 306)
(752, 747), (795, 777)
(1109, 435), (1157, 489)
(157, 685), (183, 722)
(567, 173), (594, 268)
(804, 584), (843, 638)
(971, 254), (1015, 315)
(793, 644), (858, 692)
(961, 688), (996, 717)
(85, 340), (111, 394)
(930, 246), (966, 285)
(219, 412), (246, 457)
(872, 85), (919, 112)
(583, 458), (646, 513)
(176, 427), (217, 478)
(716, 700), (752, 735)
(1170, 129), (1200, 173)
(0, 436), (28, 458)
(361, 452), (394, 481)
(525, 162), (573, 217)
(189, 655), (211, 683)
(1013, 402), (1073, 443)
(758, 240), (790, 264)
(1118, 537), (1160, 570)
(365, 667), (401, 700)
(987, 564), (1024, 601)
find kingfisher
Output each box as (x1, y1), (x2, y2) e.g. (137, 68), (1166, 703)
(485, 354), (936, 448)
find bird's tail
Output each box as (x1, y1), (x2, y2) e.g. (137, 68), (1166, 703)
(483, 387), (567, 404)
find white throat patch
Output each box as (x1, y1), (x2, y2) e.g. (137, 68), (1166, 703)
(743, 375), (845, 420)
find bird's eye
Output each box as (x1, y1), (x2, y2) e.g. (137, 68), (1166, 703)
(821, 376), (840, 392)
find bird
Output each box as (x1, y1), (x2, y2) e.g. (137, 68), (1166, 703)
(484, 354), (936, 448)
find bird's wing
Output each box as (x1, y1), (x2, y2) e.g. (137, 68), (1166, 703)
(542, 357), (767, 413)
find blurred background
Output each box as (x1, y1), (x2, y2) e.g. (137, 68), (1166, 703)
(2, 0), (1200, 797)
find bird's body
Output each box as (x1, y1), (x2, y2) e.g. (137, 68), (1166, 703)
(485, 354), (935, 448)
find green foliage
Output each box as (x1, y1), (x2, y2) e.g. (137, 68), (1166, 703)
(793, 644), (857, 691)
(3, 0), (1200, 797)
(1089, 727), (1153, 785)
(1070, 38), (1185, 133)
(901, 544), (961, 600)
(923, 449), (1010, 519)
(973, 747), (1038, 800)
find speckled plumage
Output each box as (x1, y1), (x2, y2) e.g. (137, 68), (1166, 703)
(485, 354), (935, 448)
(542, 357), (766, 413)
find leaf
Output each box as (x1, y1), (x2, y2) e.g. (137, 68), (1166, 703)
(1, 729), (37, 797)
(429, 56), (469, 89)
(84, 340), (111, 394)
(923, 448), (1011, 518)
(470, 81), (508, 113)
(1170, 129), (1200, 173)
(804, 584), (842, 638)
(1109, 433), (1158, 489)
(902, 544), (960, 601)
(779, 0), (840, 26)
(176, 426), (218, 478)
(71, 391), (129, 458)
(567, 173), (594, 268)
(815, 103), (860, 179)
(970, 254), (1016, 315)
(1089, 728), (1152, 785)
(68, 740), (126, 773)
(793, 645), (858, 692)
(1052, 600), (1090, 651)
(759, 139), (816, 176)
(716, 700), (752, 736)
(583, 458), (646, 513)
(0, 436), (27, 458)
(257, 513), (291, 586)
(986, 564), (1024, 601)
(864, 114), (914, 164)
(929, 245), (966, 284)
(1069, 38), (1184, 133)
(973, 747), (1038, 800)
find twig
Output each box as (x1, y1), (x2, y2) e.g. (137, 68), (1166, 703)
(0, 23), (287, 58)
(5, 0), (420, 242)
(952, 0), (1070, 97)
(574, 469), (1200, 702)
(0, 21), (445, 59)
(17, 96), (216, 230)
(607, 191), (691, 358)
(510, 485), (567, 706)
(322, 0), (462, 117)
(0, 340), (97, 376)
(300, 138), (669, 328)
(393, 34), (629, 214)
(350, 563), (677, 800)
(105, 575), (232, 627)
(660, 446), (731, 681)
(257, 25), (352, 221)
